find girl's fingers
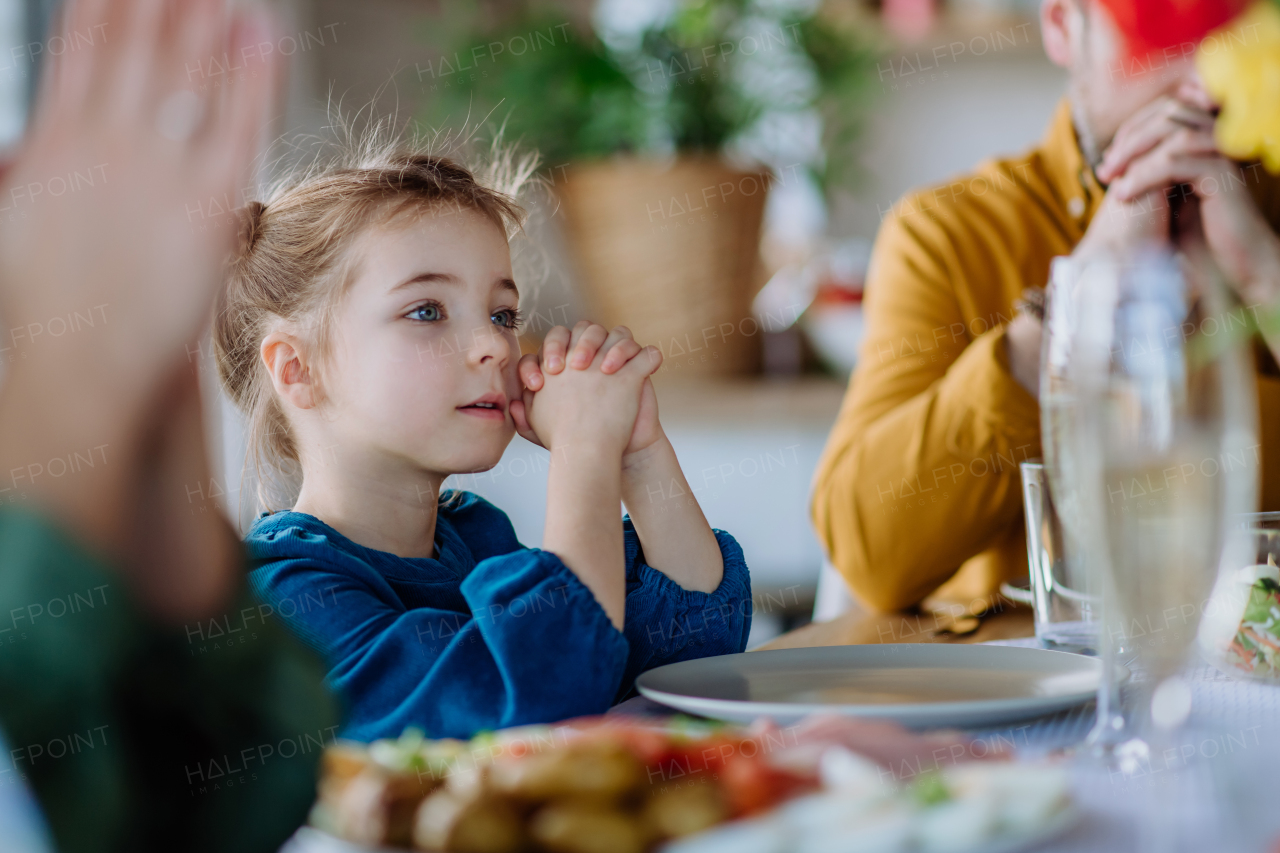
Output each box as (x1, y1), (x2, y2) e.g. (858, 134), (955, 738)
(565, 319), (593, 351)
(594, 325), (633, 370)
(601, 337), (642, 374)
(619, 345), (663, 380)
(518, 352), (544, 391)
(540, 325), (571, 373)
(161, 0), (225, 125)
(642, 345), (663, 375)
(509, 398), (543, 448)
(570, 323), (608, 369)
(29, 2), (78, 123)
(521, 389), (547, 448)
(163, 0), (222, 70)
(204, 9), (274, 157)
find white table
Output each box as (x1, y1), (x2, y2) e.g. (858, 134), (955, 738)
(966, 639), (1280, 853)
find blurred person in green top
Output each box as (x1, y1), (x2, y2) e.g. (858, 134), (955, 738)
(0, 1), (336, 851)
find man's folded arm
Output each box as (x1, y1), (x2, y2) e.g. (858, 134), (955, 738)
(811, 208), (1041, 612)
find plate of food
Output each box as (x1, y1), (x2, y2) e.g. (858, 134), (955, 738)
(636, 643), (1112, 727)
(1201, 551), (1280, 681)
(285, 714), (1076, 853)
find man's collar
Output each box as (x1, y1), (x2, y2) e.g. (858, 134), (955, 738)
(1039, 98), (1106, 231)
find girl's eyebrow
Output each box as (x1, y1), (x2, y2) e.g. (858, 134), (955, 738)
(388, 272), (457, 294)
(388, 273), (518, 298)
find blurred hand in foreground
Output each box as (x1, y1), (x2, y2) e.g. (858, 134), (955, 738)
(0, 0), (282, 620)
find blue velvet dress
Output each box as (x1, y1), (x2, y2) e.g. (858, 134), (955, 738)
(246, 491), (752, 741)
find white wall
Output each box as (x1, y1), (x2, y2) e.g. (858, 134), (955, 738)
(445, 422), (833, 593)
(833, 27), (1068, 240)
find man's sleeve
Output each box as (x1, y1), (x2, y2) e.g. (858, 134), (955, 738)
(810, 202), (1041, 612)
(0, 507), (337, 853)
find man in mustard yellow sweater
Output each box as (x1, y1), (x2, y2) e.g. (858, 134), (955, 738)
(812, 0), (1280, 613)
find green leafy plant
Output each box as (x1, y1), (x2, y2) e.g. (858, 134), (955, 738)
(416, 10), (647, 169)
(415, 1), (876, 192)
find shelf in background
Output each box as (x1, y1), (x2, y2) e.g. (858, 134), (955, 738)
(653, 375), (848, 429)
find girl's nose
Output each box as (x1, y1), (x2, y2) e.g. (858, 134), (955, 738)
(468, 323), (510, 366)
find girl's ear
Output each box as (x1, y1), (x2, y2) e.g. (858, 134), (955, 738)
(261, 330), (317, 410)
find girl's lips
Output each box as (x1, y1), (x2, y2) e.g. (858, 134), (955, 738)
(457, 395), (507, 420)
(457, 404), (506, 421)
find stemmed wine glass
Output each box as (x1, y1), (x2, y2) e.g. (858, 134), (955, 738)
(1041, 253), (1129, 758)
(1066, 241), (1258, 850)
(1044, 242), (1258, 764)
(1074, 240), (1256, 728)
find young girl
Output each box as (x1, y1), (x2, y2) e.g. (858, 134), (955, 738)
(213, 142), (752, 741)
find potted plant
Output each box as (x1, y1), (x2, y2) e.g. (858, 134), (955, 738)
(418, 1), (873, 376)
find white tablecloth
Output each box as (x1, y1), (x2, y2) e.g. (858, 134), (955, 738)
(970, 639), (1280, 853)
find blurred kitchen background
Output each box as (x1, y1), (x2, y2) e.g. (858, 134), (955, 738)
(0, 0), (1066, 645)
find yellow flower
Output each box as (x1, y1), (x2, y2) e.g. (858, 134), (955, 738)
(1197, 1), (1280, 173)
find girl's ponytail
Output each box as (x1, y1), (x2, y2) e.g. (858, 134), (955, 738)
(237, 200), (267, 259)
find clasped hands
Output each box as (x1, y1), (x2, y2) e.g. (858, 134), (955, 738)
(1085, 80), (1280, 306)
(1008, 80), (1280, 397)
(509, 321), (665, 464)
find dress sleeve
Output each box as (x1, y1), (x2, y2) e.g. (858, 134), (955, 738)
(615, 520), (752, 698)
(250, 546), (629, 742)
(0, 507), (335, 853)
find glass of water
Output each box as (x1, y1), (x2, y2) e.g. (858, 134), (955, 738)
(1020, 459), (1098, 653)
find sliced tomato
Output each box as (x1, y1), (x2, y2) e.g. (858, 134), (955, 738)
(718, 753), (819, 817)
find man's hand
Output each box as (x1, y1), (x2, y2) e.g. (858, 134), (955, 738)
(0, 0), (281, 622)
(0, 0), (279, 416)
(1093, 86), (1280, 307)
(1005, 312), (1043, 397)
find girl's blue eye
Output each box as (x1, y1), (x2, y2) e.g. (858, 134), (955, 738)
(409, 303), (442, 322)
(492, 308), (523, 331)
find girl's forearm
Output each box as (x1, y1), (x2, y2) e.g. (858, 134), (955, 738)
(542, 443), (626, 630)
(621, 435), (724, 594)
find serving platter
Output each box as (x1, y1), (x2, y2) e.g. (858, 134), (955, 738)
(636, 643), (1115, 728)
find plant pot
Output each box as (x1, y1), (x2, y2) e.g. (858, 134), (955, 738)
(555, 157), (770, 378)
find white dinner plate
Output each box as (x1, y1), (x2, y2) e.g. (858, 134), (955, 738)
(636, 643), (1117, 728)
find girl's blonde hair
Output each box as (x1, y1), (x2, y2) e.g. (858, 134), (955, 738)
(213, 123), (537, 515)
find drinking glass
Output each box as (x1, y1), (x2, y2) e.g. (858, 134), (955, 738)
(1019, 459), (1098, 653)
(1069, 243), (1258, 758)
(1040, 255), (1128, 755)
